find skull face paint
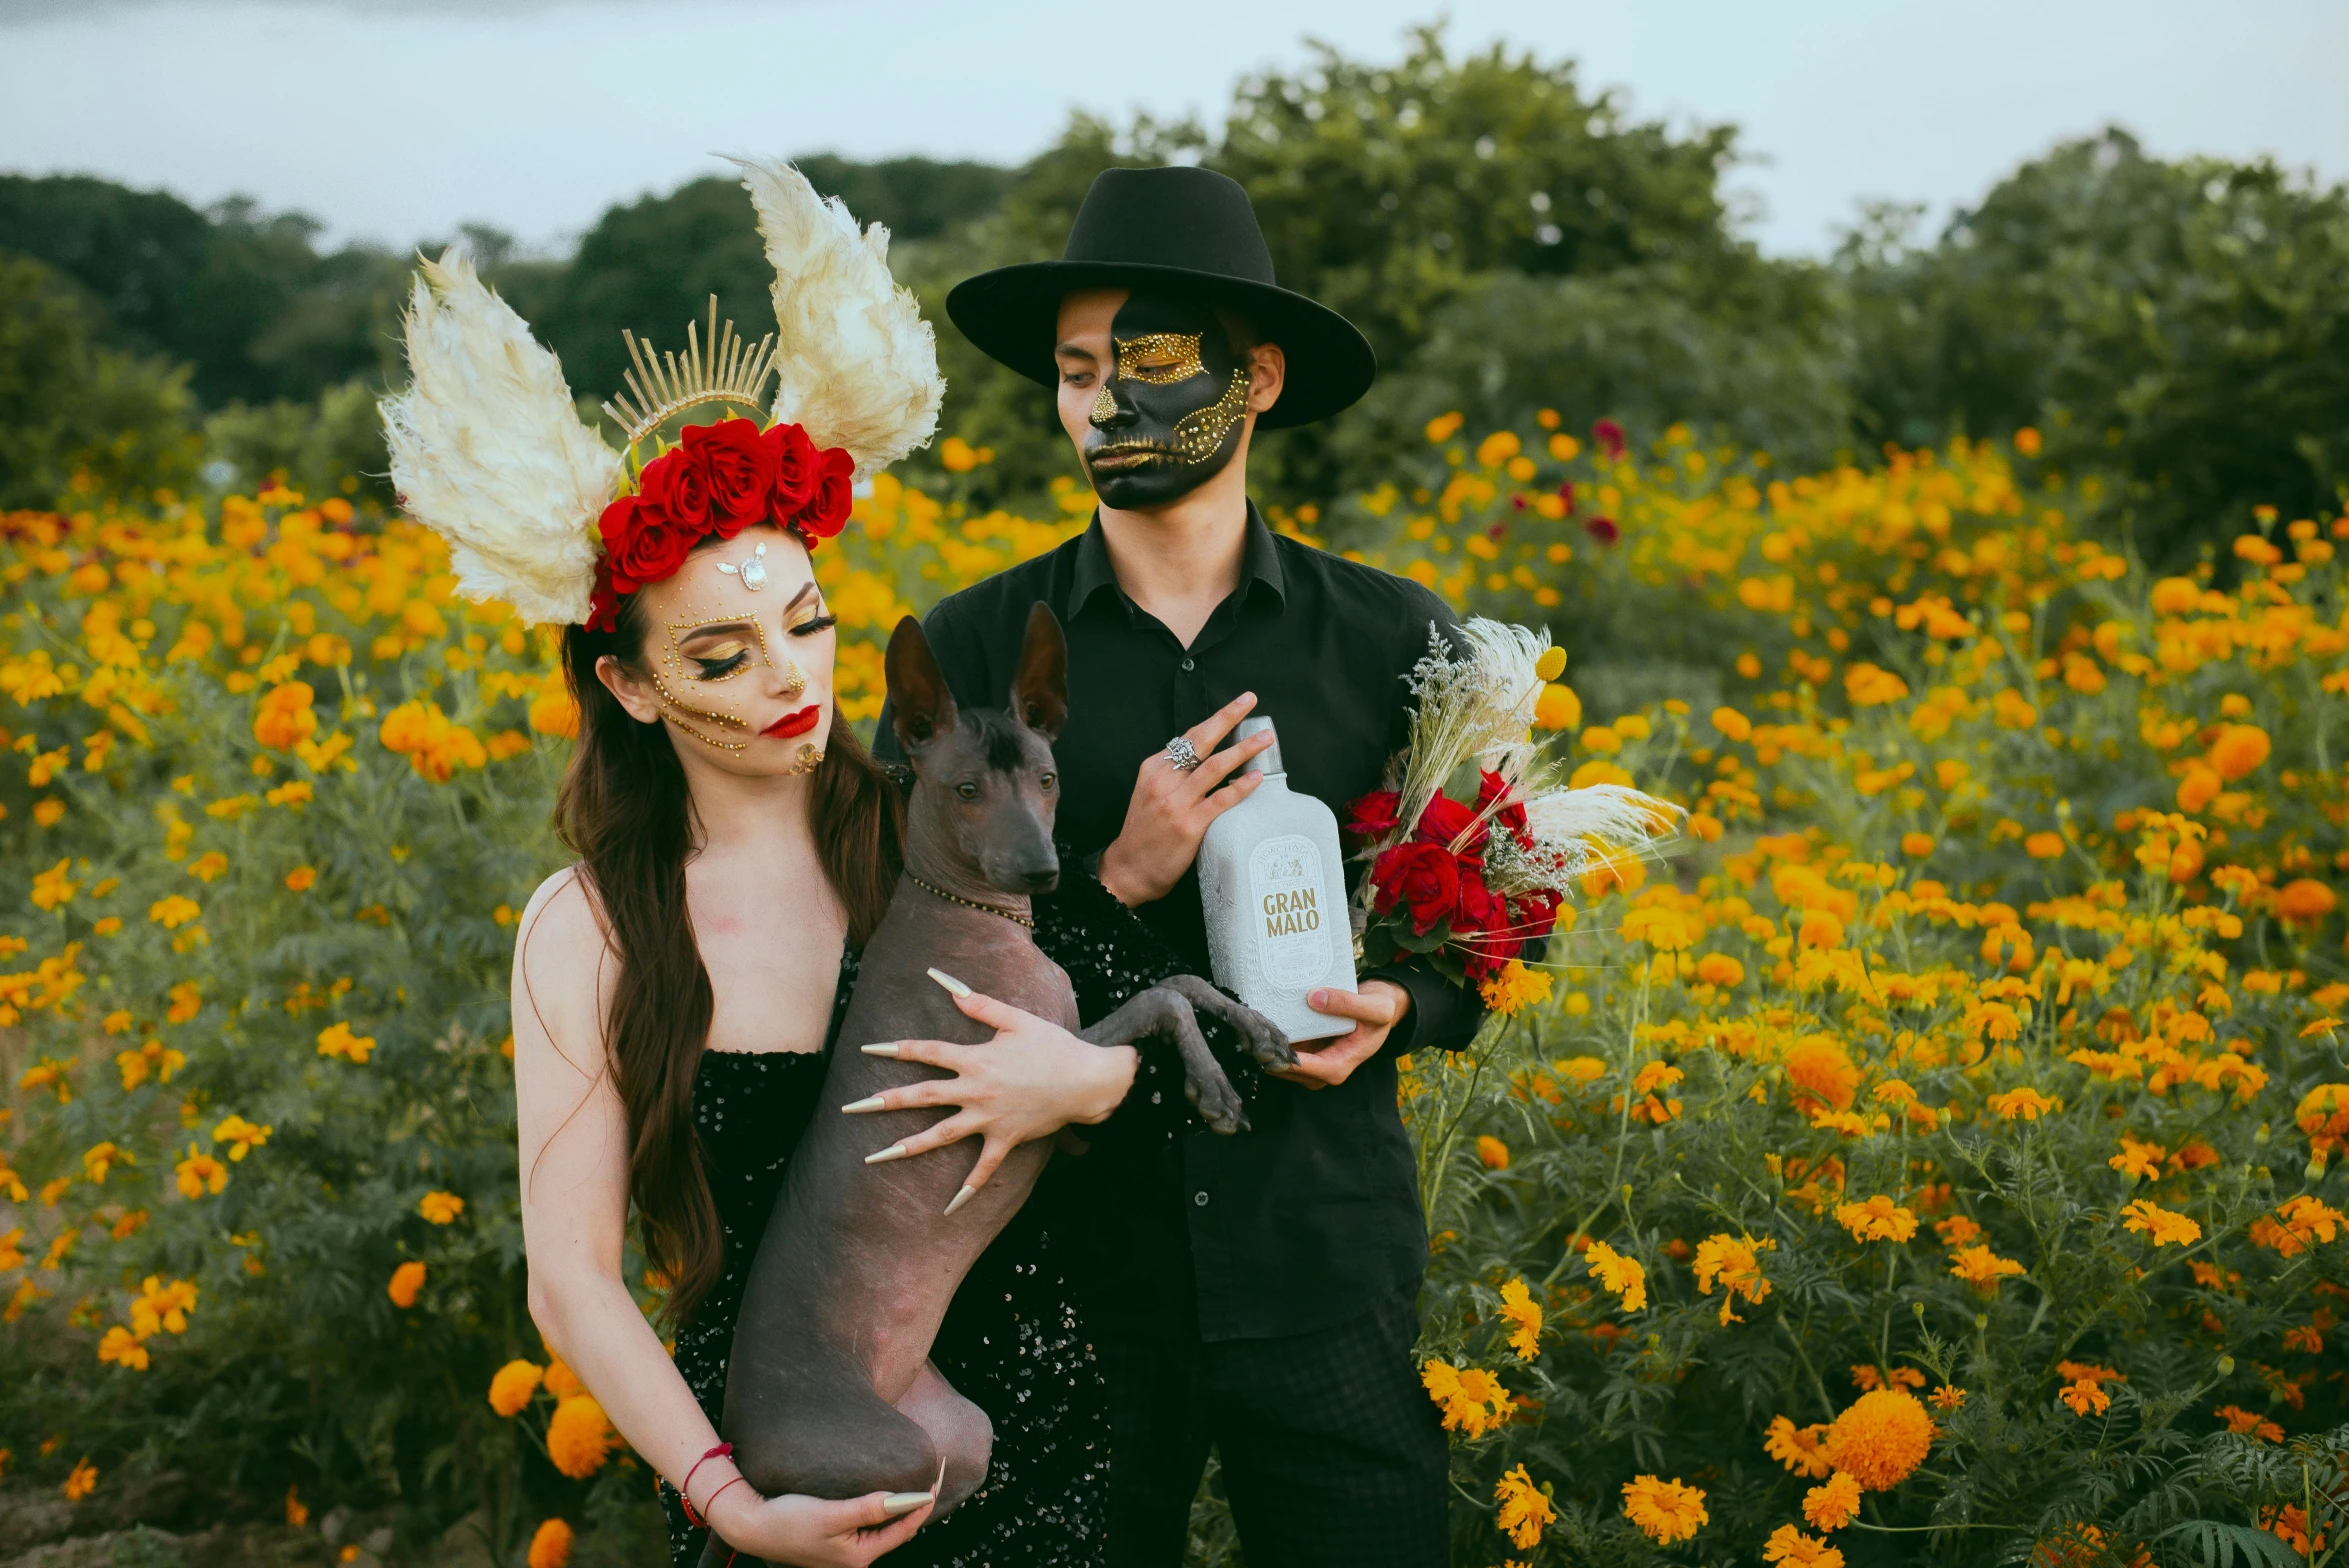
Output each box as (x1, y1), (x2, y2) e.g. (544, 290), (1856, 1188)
(1077, 291), (1252, 511)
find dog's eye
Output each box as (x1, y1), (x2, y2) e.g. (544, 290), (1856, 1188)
(955, 781), (980, 801)
(1038, 772), (1057, 791)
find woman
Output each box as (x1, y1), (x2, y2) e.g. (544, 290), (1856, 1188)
(510, 519), (1138, 1564)
(385, 160), (1236, 1566)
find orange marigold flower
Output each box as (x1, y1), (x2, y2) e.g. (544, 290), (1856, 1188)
(1620, 1475), (1707, 1545)
(62, 1457), (97, 1501)
(1694, 953), (1745, 987)
(1934, 1214), (1983, 1247)
(1834, 1196), (1917, 1244)
(1585, 1241), (1647, 1311)
(1421, 1359), (1515, 1439)
(488, 1359), (544, 1417)
(1785, 1036), (1860, 1113)
(1495, 1465), (1556, 1548)
(527, 1518), (574, 1568)
(1900, 832), (1935, 858)
(2215, 1404), (2284, 1442)
(1476, 1135), (1510, 1170)
(2059, 1380), (2112, 1417)
(1802, 1470), (1862, 1530)
(2119, 1199), (2201, 1247)
(1494, 1277), (1543, 1360)
(2024, 832), (2065, 860)
(1691, 1233), (1774, 1323)
(1930, 1386), (1966, 1411)
(1763, 1415), (1834, 1479)
(2206, 724), (2270, 782)
(387, 1261), (426, 1309)
(97, 1325), (149, 1371)
(1822, 1389), (1936, 1491)
(1987, 1087), (2061, 1121)
(2276, 878), (2338, 923)
(543, 1357), (583, 1398)
(545, 1394), (613, 1479)
(1764, 1523), (1846, 1567)
(419, 1191), (464, 1225)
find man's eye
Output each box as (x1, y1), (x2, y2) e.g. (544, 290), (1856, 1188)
(788, 613), (837, 639)
(955, 781), (980, 801)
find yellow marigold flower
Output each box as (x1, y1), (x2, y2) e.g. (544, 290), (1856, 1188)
(2206, 723), (2270, 782)
(2150, 576), (2200, 614)
(387, 1261), (426, 1309)
(2119, 1198), (2201, 1247)
(1495, 1277), (1543, 1360)
(528, 687), (580, 739)
(1493, 1463), (1555, 1547)
(2023, 831), (2065, 860)
(1711, 705), (1752, 742)
(187, 851), (228, 882)
(284, 866), (317, 892)
(117, 1040), (184, 1091)
(30, 859), (79, 909)
(544, 1357), (583, 1398)
(317, 1021), (375, 1064)
(166, 981), (201, 1023)
(63, 1457), (97, 1501)
(1987, 1087), (2061, 1121)
(1533, 682), (1581, 732)
(1477, 959), (1551, 1017)
(527, 1518), (574, 1568)
(488, 1359), (545, 1417)
(1929, 1386), (1966, 1411)
(0, 1229), (23, 1270)
(1581, 725), (1623, 756)
(252, 681), (317, 750)
(1764, 1415), (1835, 1479)
(1692, 1233), (1774, 1323)
(1585, 1241), (1647, 1311)
(1843, 663), (1910, 707)
(1693, 952), (1744, 987)
(1835, 1196), (1917, 1244)
(1801, 1469), (1861, 1531)
(147, 895), (200, 929)
(213, 1114), (271, 1161)
(1948, 1245), (2026, 1295)
(32, 798), (64, 828)
(1798, 909), (1845, 950)
(82, 1142), (121, 1183)
(544, 1393), (613, 1479)
(97, 1325), (149, 1371)
(1763, 1523), (1846, 1567)
(174, 1146), (227, 1199)
(1822, 1389), (1935, 1490)
(2109, 1134), (2165, 1181)
(131, 1276), (197, 1337)
(1420, 1358), (1515, 1438)
(419, 1191), (465, 1225)
(1476, 1135), (1510, 1170)
(1620, 1474), (1707, 1545)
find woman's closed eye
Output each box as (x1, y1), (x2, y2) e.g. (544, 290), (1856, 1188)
(685, 640), (752, 680)
(788, 612), (837, 639)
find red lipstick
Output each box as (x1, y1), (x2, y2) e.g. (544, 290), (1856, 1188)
(765, 706), (820, 739)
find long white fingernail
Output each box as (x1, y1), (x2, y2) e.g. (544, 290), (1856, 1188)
(842, 1095), (887, 1114)
(861, 1042), (900, 1058)
(865, 1143), (910, 1165)
(882, 1491), (934, 1516)
(943, 1184), (977, 1217)
(928, 967), (973, 998)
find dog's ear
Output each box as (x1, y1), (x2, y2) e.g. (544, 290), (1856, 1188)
(1010, 602), (1068, 741)
(886, 615), (958, 754)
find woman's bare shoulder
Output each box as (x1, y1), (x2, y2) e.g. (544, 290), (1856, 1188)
(515, 866), (610, 985)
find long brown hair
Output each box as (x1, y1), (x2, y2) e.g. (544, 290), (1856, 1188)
(551, 579), (901, 1328)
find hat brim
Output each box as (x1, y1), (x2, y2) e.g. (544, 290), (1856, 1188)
(946, 261), (1376, 431)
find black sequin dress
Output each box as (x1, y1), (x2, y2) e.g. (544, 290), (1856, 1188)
(660, 872), (1266, 1568)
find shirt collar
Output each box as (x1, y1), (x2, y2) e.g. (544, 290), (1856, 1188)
(1065, 500), (1289, 621)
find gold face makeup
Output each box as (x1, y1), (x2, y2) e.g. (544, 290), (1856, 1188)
(644, 563), (836, 759)
(1075, 293), (1253, 510)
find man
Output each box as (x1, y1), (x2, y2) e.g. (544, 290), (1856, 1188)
(883, 166), (1483, 1567)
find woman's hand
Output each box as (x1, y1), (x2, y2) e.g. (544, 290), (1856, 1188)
(704, 1479), (936, 1566)
(849, 981), (1138, 1197)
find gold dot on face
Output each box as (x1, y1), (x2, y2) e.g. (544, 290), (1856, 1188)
(1169, 369), (1250, 461)
(1090, 381), (1119, 427)
(1113, 331), (1206, 385)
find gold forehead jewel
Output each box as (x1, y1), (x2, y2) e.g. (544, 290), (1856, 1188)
(716, 541), (769, 591)
(602, 297), (780, 448)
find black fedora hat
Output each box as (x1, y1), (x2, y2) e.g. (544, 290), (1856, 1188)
(946, 166), (1376, 430)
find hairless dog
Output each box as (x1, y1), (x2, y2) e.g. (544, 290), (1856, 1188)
(701, 604), (1291, 1564)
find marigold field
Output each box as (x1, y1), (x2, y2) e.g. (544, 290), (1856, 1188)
(3, 418), (2346, 1567)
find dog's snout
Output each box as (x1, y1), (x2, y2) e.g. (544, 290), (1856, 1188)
(1019, 865), (1061, 894)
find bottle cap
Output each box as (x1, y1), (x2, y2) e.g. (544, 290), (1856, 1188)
(1234, 715), (1282, 777)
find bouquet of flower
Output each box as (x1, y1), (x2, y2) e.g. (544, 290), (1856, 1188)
(1345, 620), (1681, 1010)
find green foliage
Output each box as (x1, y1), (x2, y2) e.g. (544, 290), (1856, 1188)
(0, 252), (200, 507)
(1841, 128), (2349, 568)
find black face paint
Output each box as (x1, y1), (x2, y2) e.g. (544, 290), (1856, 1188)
(1077, 291), (1251, 510)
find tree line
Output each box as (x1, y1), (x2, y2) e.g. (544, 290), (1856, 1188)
(4, 26), (2343, 564)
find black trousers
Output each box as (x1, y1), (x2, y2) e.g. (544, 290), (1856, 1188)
(1100, 1298), (1450, 1568)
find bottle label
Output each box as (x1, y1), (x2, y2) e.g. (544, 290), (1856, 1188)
(1249, 834), (1333, 990)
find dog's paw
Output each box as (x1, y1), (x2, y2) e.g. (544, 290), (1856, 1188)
(1186, 1067), (1250, 1136)
(1226, 1003), (1296, 1071)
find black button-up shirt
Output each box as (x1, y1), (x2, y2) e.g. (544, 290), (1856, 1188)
(876, 504), (1485, 1342)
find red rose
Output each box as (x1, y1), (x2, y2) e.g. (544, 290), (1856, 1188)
(598, 493), (697, 596)
(791, 445), (855, 542)
(1415, 793), (1486, 853)
(683, 418), (778, 535)
(1511, 889), (1564, 943)
(766, 422), (820, 515)
(586, 559), (622, 633)
(1476, 769), (1530, 847)
(1344, 790), (1402, 843)
(1452, 870), (1503, 935)
(637, 445), (712, 533)
(1372, 841), (1460, 936)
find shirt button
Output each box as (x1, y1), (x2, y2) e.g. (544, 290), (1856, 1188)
(1179, 657), (1195, 672)
(1193, 1191), (1210, 1208)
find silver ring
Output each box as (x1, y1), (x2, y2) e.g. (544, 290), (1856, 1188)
(1164, 736), (1202, 772)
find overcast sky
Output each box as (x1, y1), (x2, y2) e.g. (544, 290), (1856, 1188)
(3, 0), (2343, 257)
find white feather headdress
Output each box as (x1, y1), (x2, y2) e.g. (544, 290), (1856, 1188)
(381, 252), (621, 626)
(735, 156), (944, 480)
(381, 160), (945, 624)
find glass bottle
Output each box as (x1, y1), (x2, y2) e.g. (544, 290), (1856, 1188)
(1197, 716), (1358, 1042)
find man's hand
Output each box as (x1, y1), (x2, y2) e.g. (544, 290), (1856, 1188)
(1272, 980), (1412, 1090)
(1096, 692), (1276, 907)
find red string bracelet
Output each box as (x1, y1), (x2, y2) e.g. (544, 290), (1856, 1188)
(701, 1474), (747, 1530)
(679, 1442), (734, 1529)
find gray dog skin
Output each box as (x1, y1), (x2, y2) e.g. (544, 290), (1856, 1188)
(700, 605), (1291, 1564)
